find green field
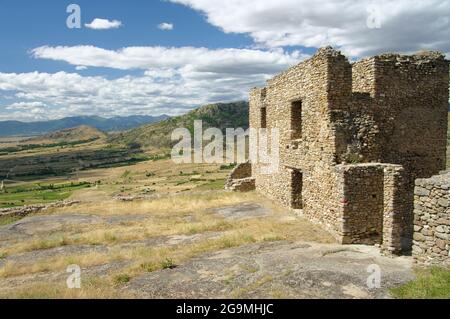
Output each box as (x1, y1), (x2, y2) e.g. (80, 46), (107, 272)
(391, 267), (450, 299)
(0, 182), (91, 208)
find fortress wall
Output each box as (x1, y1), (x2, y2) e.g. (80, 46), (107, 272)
(413, 173), (450, 266)
(373, 53), (449, 179)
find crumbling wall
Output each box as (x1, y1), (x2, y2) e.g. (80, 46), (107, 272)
(225, 162), (255, 192)
(413, 172), (450, 266)
(373, 53), (449, 179)
(228, 162), (252, 180)
(0, 201), (80, 219)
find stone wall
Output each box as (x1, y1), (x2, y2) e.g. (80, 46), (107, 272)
(248, 46), (448, 251)
(225, 162), (255, 192)
(412, 172), (450, 265)
(382, 165), (412, 255)
(337, 164), (384, 244)
(334, 163), (411, 252)
(250, 47), (347, 239)
(374, 53), (449, 179)
(0, 201), (80, 219)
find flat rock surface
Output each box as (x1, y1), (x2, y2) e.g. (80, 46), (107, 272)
(210, 203), (269, 220)
(0, 261), (132, 293)
(0, 213), (156, 248)
(0, 214), (101, 237)
(0, 202), (415, 298)
(124, 241), (414, 299)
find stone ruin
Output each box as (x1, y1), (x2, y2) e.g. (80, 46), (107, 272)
(228, 47), (449, 259)
(413, 172), (449, 265)
(225, 162), (255, 192)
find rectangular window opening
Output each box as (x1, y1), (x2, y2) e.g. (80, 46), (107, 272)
(290, 100), (302, 140)
(291, 169), (303, 209)
(261, 107), (267, 129)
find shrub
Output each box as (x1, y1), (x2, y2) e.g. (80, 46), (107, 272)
(113, 274), (131, 285)
(161, 258), (176, 270)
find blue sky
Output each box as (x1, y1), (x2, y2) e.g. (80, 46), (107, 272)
(0, 1), (253, 75)
(0, 0), (448, 121)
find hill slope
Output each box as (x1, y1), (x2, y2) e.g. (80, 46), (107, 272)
(110, 101), (249, 151)
(24, 125), (107, 145)
(0, 115), (169, 137)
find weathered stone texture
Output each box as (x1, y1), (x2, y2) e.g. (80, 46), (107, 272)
(225, 162), (255, 192)
(413, 172), (450, 266)
(247, 46), (449, 254)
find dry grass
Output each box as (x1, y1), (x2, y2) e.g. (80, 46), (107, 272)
(0, 277), (135, 299)
(3, 192), (260, 256)
(0, 211), (334, 280)
(0, 160), (335, 298)
(53, 191), (260, 217)
(0, 251), (115, 278)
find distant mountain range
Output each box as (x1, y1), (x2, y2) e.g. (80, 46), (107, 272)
(0, 115), (170, 137)
(24, 125), (107, 145)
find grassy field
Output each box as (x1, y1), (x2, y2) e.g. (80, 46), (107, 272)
(0, 181), (91, 208)
(391, 267), (450, 299)
(0, 189), (335, 298)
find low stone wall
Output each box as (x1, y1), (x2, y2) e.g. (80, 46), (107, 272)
(412, 172), (450, 265)
(228, 162), (252, 180)
(226, 177), (256, 192)
(0, 201), (80, 219)
(225, 162), (255, 192)
(381, 165), (413, 255)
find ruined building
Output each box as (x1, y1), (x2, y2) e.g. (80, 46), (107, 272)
(241, 47), (448, 255)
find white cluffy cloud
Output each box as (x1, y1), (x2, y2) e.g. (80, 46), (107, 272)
(170, 0), (450, 57)
(1, 45), (308, 121)
(5, 101), (47, 110)
(85, 18), (122, 30)
(158, 22), (174, 31)
(31, 45), (305, 74)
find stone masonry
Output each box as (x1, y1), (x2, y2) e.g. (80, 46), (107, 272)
(413, 172), (450, 265)
(225, 162), (255, 192)
(245, 47), (449, 255)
